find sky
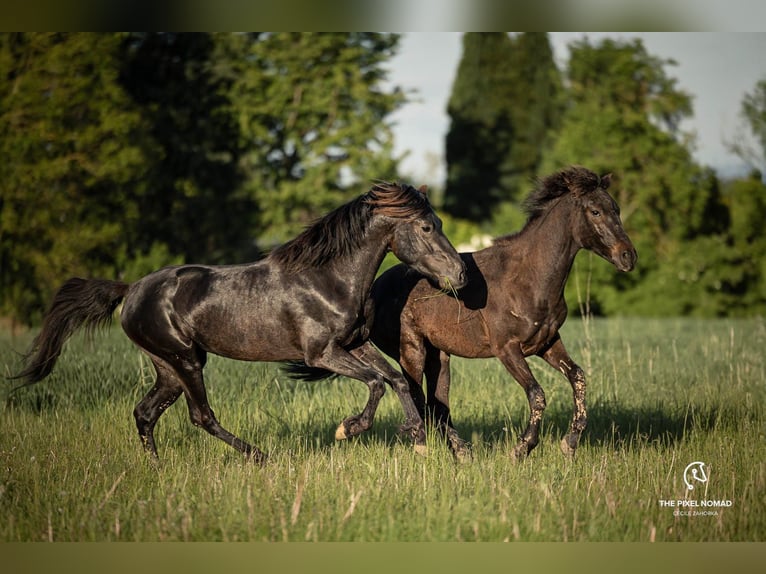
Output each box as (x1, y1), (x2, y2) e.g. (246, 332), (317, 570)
(385, 32), (766, 185)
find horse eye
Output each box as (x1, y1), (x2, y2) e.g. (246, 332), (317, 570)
(422, 225), (432, 233)
(591, 209), (601, 217)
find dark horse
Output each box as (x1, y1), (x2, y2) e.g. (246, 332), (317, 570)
(370, 167), (637, 461)
(13, 182), (467, 462)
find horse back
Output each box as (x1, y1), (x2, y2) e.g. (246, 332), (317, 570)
(120, 262), (304, 361)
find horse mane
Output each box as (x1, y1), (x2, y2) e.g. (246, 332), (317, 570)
(269, 182), (432, 271)
(522, 166), (607, 221)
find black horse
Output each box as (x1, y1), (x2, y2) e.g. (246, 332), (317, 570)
(13, 182), (467, 462)
(370, 167), (637, 461)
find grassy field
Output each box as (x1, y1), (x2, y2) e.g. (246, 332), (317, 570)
(0, 316), (764, 541)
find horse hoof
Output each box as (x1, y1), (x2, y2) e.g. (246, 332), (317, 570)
(335, 423), (348, 441)
(414, 443), (428, 457)
(248, 450), (268, 465)
(453, 446), (473, 464)
(511, 443), (529, 463)
(447, 434), (473, 463)
(560, 436), (577, 458)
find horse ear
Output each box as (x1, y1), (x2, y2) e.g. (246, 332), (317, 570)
(601, 173), (612, 189)
(417, 184), (428, 196)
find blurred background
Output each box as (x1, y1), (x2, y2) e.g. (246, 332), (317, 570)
(2, 30), (765, 326)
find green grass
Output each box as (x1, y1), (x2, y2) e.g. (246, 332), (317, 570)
(1, 317), (764, 541)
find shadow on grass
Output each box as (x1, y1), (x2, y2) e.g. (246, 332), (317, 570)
(449, 398), (755, 453)
(6, 373), (758, 463)
(220, 399), (740, 461)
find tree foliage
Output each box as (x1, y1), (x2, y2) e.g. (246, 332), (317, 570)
(540, 38), (760, 317)
(443, 33), (562, 222)
(729, 78), (766, 175)
(119, 33), (252, 264)
(2, 33), (765, 323)
(0, 33), (158, 322)
(455, 36), (766, 317)
(0, 32), (405, 324)
(228, 32), (404, 244)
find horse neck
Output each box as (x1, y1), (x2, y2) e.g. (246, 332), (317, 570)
(510, 200), (581, 294)
(327, 218), (392, 300)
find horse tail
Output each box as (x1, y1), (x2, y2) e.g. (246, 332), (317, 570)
(281, 361), (339, 382)
(12, 278), (129, 385)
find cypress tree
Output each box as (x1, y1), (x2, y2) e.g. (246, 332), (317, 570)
(444, 33), (516, 221)
(444, 33), (562, 222)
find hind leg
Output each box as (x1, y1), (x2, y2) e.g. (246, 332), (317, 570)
(424, 348), (471, 461)
(134, 356), (183, 458)
(135, 350), (265, 463)
(173, 349), (266, 463)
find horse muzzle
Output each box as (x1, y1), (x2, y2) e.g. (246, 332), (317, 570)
(439, 263), (468, 291)
(614, 245), (638, 272)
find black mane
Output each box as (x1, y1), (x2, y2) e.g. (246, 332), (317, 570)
(270, 182), (432, 272)
(523, 166), (605, 220)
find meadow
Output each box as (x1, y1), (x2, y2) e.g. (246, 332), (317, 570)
(1, 316), (764, 542)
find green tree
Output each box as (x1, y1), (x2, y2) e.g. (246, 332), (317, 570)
(444, 33), (562, 223)
(541, 38), (732, 316)
(0, 33), (407, 324)
(721, 171), (766, 314)
(503, 33), (563, 199)
(119, 33), (253, 263)
(228, 32), (405, 244)
(0, 33), (158, 323)
(443, 33), (517, 222)
(729, 78), (766, 175)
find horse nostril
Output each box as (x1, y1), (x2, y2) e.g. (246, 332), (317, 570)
(621, 249), (636, 268)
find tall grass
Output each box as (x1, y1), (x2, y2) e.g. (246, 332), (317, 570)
(1, 317), (764, 541)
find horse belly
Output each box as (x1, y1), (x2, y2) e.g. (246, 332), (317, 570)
(174, 267), (304, 362)
(191, 299), (304, 362)
(412, 304), (493, 358)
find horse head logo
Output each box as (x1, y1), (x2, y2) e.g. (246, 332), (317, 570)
(683, 461), (709, 491)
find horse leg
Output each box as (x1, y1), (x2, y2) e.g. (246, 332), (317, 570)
(424, 347), (471, 461)
(171, 348), (266, 463)
(313, 341), (427, 455)
(134, 355), (183, 459)
(398, 334), (428, 423)
(495, 344), (546, 461)
(540, 336), (586, 458)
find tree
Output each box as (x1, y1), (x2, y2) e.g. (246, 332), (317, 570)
(0, 33), (408, 324)
(541, 37), (732, 316)
(0, 33), (158, 323)
(721, 171), (766, 315)
(119, 33), (253, 264)
(503, 33), (563, 198)
(729, 78), (766, 175)
(443, 33), (517, 222)
(228, 32), (406, 244)
(444, 33), (562, 222)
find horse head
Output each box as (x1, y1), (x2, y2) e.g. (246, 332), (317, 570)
(569, 171), (637, 273)
(372, 183), (467, 291)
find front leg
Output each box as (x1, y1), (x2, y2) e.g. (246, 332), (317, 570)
(331, 341), (428, 455)
(540, 335), (586, 458)
(495, 342), (547, 461)
(423, 347), (471, 462)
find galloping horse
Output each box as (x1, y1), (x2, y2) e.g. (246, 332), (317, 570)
(370, 167), (637, 460)
(14, 182), (467, 462)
